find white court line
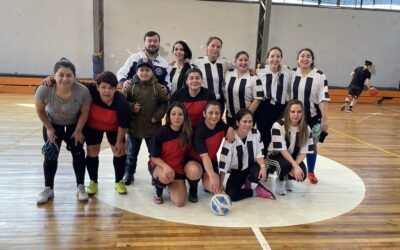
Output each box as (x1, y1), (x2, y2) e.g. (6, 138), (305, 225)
(252, 227), (271, 250)
(382, 106), (400, 113)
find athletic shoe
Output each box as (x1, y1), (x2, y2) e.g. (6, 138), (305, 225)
(285, 179), (294, 191)
(188, 187), (198, 203)
(123, 174), (134, 186)
(37, 187), (54, 204)
(275, 178), (286, 195)
(87, 180), (98, 195)
(255, 184), (276, 200)
(340, 104), (346, 111)
(115, 180), (127, 194)
(346, 109), (353, 113)
(77, 184), (89, 202)
(307, 173), (318, 184)
(242, 180), (252, 189)
(153, 193), (164, 204)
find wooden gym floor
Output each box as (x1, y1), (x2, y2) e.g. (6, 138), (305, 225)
(0, 93), (399, 249)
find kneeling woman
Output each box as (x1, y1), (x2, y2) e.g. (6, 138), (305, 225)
(149, 102), (192, 206)
(267, 100), (314, 195)
(219, 109), (275, 201)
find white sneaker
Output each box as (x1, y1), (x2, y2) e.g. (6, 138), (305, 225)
(37, 187), (54, 204)
(77, 184), (89, 202)
(275, 178), (286, 195)
(285, 179), (294, 191)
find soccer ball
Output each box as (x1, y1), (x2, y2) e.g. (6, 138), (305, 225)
(210, 193), (232, 216)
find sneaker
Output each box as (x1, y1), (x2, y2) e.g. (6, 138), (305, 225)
(77, 184), (89, 202)
(255, 184), (276, 200)
(188, 187), (198, 203)
(153, 194), (164, 204)
(37, 187), (54, 204)
(340, 104), (346, 111)
(275, 178), (286, 195)
(115, 180), (127, 194)
(346, 109), (353, 113)
(307, 172), (318, 184)
(87, 180), (98, 195)
(285, 179), (294, 191)
(123, 174), (134, 186)
(242, 180), (252, 189)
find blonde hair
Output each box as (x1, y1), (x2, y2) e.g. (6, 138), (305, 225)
(283, 100), (309, 147)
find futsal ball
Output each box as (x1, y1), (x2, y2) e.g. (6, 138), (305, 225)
(369, 88), (378, 96)
(210, 193), (232, 216)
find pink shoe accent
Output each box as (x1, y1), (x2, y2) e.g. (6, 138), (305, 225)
(255, 184), (276, 200)
(153, 195), (164, 204)
(243, 180), (252, 189)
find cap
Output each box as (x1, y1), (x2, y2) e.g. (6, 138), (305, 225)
(136, 58), (153, 71)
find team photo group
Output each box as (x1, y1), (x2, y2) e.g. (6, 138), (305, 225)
(35, 30), (332, 208)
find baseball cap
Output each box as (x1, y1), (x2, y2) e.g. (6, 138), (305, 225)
(136, 58), (153, 71)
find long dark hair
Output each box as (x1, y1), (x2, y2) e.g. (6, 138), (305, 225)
(165, 102), (192, 149)
(172, 40), (192, 60)
(297, 48), (315, 69)
(283, 99), (309, 147)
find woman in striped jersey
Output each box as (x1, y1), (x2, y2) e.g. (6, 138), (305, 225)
(219, 109), (275, 201)
(267, 100), (314, 195)
(193, 36), (233, 112)
(169, 40), (192, 94)
(290, 48), (330, 184)
(255, 47), (291, 153)
(224, 51), (262, 142)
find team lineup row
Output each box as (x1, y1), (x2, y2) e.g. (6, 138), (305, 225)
(35, 30), (329, 206)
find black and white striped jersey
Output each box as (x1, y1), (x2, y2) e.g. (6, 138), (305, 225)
(170, 62), (191, 94)
(223, 69), (263, 119)
(256, 64), (291, 105)
(267, 119), (314, 155)
(192, 56), (232, 100)
(290, 68), (330, 119)
(219, 128), (264, 173)
(117, 51), (171, 90)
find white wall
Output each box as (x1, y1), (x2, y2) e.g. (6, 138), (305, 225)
(269, 5), (400, 88)
(0, 0), (93, 78)
(104, 0), (259, 73)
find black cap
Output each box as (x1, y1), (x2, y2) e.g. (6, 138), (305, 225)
(136, 58), (153, 71)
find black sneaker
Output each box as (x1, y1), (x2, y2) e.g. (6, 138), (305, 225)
(346, 109), (353, 113)
(188, 187), (198, 203)
(123, 174), (134, 185)
(340, 104), (346, 111)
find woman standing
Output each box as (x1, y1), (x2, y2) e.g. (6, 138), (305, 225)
(255, 47), (292, 152)
(170, 67), (216, 127)
(193, 36), (232, 111)
(184, 101), (227, 202)
(224, 51), (262, 141)
(290, 48), (330, 184)
(149, 102), (192, 206)
(169, 40), (192, 94)
(35, 58), (91, 204)
(267, 100), (314, 195)
(219, 109), (275, 202)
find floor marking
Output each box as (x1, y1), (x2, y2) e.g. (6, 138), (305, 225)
(357, 113), (380, 123)
(252, 227), (271, 250)
(331, 128), (400, 158)
(382, 106), (400, 113)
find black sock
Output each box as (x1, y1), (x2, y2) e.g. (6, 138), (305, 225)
(86, 156), (99, 182)
(156, 187), (163, 197)
(187, 179), (199, 191)
(113, 155), (126, 183)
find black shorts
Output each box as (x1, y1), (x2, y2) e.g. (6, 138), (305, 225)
(348, 85), (362, 98)
(185, 157), (219, 174)
(148, 164), (185, 181)
(84, 126), (119, 146)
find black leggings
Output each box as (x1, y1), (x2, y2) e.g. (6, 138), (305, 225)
(225, 164), (261, 202)
(254, 100), (286, 156)
(267, 153), (307, 181)
(42, 124), (86, 188)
